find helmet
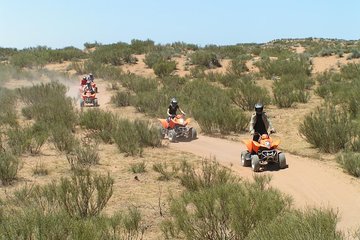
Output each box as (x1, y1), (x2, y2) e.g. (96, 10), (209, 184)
(82, 76), (87, 80)
(170, 98), (178, 107)
(255, 102), (263, 115)
(89, 73), (93, 77)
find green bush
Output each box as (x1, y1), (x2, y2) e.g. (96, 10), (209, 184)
(90, 42), (136, 66)
(58, 169), (114, 218)
(50, 124), (79, 153)
(247, 208), (342, 240)
(112, 118), (161, 156)
(227, 56), (249, 76)
(130, 161), (146, 173)
(152, 162), (179, 181)
(0, 151), (20, 185)
(66, 145), (100, 169)
(144, 51), (171, 68)
(181, 79), (247, 134)
(79, 109), (116, 143)
(0, 88), (18, 127)
(133, 89), (169, 117)
(162, 175), (291, 240)
(229, 79), (271, 110)
(178, 160), (238, 192)
(121, 74), (158, 93)
(337, 151), (360, 178)
(153, 60), (177, 78)
(6, 126), (32, 156)
(189, 50), (222, 68)
(111, 91), (132, 107)
(299, 106), (355, 153)
(130, 39), (155, 54)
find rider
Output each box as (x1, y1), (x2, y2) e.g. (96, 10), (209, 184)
(167, 98), (185, 122)
(249, 103), (276, 141)
(81, 76), (87, 86)
(87, 73), (94, 82)
(83, 80), (95, 94)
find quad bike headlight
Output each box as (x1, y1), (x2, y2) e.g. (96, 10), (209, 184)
(265, 141), (271, 148)
(179, 118), (184, 124)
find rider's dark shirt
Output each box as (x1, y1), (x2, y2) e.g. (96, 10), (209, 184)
(168, 105), (179, 115)
(254, 114), (267, 135)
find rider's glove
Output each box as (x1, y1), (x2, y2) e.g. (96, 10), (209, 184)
(250, 130), (255, 135)
(270, 129), (276, 134)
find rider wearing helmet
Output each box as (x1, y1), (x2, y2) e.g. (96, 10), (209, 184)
(87, 73), (94, 82)
(249, 103), (276, 141)
(83, 80), (95, 94)
(167, 98), (185, 122)
(81, 76), (87, 86)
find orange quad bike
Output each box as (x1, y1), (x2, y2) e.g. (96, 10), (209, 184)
(80, 89), (98, 107)
(158, 114), (197, 142)
(241, 132), (287, 172)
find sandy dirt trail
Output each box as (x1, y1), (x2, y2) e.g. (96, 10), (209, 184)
(169, 135), (360, 233)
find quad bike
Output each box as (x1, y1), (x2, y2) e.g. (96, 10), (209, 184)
(80, 89), (98, 107)
(158, 114), (197, 142)
(241, 132), (287, 172)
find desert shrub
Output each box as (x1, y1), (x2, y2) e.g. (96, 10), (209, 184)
(111, 91), (132, 107)
(50, 124), (79, 153)
(161, 76), (187, 91)
(247, 208), (342, 240)
(18, 82), (77, 130)
(152, 162), (179, 181)
(28, 121), (49, 154)
(189, 50), (222, 68)
(299, 106), (355, 153)
(178, 160), (238, 192)
(121, 74), (158, 93)
(9, 46), (85, 68)
(84, 41), (101, 49)
(66, 145), (100, 169)
(153, 60), (177, 78)
(0, 88), (18, 127)
(144, 51), (172, 68)
(189, 65), (206, 78)
(130, 39), (155, 54)
(256, 56), (311, 79)
(229, 79), (271, 110)
(133, 89), (169, 117)
(112, 118), (161, 156)
(206, 73), (238, 87)
(162, 175), (291, 240)
(181, 79), (247, 134)
(6, 126), (32, 156)
(337, 151), (360, 178)
(58, 169), (114, 218)
(130, 161), (146, 173)
(347, 50), (360, 60)
(33, 161), (49, 176)
(0, 47), (17, 61)
(0, 151), (20, 185)
(227, 56), (249, 76)
(273, 74), (312, 108)
(112, 119), (140, 156)
(133, 119), (162, 148)
(90, 42), (136, 65)
(340, 63), (360, 80)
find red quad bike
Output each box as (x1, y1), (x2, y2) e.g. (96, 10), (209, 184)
(158, 114), (197, 142)
(80, 89), (98, 107)
(241, 132), (287, 172)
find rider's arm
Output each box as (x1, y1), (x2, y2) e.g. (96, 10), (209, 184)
(179, 107), (185, 115)
(264, 112), (276, 133)
(167, 107), (171, 116)
(249, 113), (256, 134)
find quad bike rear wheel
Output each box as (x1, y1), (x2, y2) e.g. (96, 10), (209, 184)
(93, 99), (98, 107)
(191, 128), (197, 139)
(278, 152), (287, 169)
(241, 151), (251, 167)
(251, 155), (260, 172)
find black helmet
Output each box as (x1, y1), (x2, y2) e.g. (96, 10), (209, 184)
(171, 98), (178, 107)
(255, 102), (263, 115)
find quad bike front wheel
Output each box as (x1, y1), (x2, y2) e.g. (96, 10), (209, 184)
(241, 151), (251, 167)
(251, 155), (261, 172)
(278, 152), (287, 169)
(168, 129), (176, 142)
(191, 128), (197, 139)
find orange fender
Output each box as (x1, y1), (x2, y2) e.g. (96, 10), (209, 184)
(158, 119), (169, 129)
